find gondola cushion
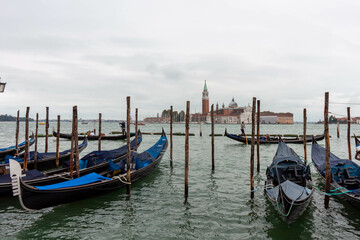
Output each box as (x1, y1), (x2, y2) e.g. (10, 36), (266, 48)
(4, 140), (87, 163)
(133, 152), (154, 170)
(34, 172), (111, 190)
(108, 159), (121, 171)
(0, 169), (45, 184)
(145, 136), (167, 159)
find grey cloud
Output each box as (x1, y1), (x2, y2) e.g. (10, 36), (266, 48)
(0, 35), (90, 54)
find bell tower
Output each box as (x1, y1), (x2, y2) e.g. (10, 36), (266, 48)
(202, 80), (209, 114)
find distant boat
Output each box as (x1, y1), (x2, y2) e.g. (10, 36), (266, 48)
(53, 130), (136, 140)
(81, 122), (88, 124)
(131, 123), (145, 126)
(224, 129), (325, 144)
(39, 122), (46, 125)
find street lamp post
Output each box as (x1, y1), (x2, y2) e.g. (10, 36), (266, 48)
(0, 77), (6, 93)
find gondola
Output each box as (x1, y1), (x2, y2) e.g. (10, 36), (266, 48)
(224, 129), (325, 144)
(0, 138), (88, 173)
(312, 138), (360, 209)
(355, 135), (360, 147)
(53, 131), (135, 140)
(0, 131), (142, 197)
(10, 130), (163, 210)
(265, 138), (314, 223)
(10, 130), (164, 210)
(355, 135), (360, 160)
(0, 134), (35, 160)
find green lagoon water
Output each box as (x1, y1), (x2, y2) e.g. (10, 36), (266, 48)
(1, 122), (360, 239)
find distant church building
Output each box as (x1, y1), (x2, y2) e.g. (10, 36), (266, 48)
(189, 81), (294, 124)
(202, 81), (209, 114)
(145, 80), (295, 124)
(191, 81), (252, 124)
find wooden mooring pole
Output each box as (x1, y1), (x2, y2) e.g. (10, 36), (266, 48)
(69, 116), (74, 178)
(347, 107), (352, 160)
(303, 108), (307, 164)
(56, 115), (60, 167)
(135, 108), (138, 151)
(15, 110), (20, 155)
(34, 113), (39, 169)
(45, 106), (49, 153)
(337, 121), (340, 138)
(211, 104), (215, 171)
(126, 96), (131, 195)
(23, 107), (30, 171)
(73, 106), (80, 177)
(324, 92), (331, 209)
(170, 105), (173, 168)
(250, 97), (256, 199)
(98, 113), (102, 151)
(185, 101), (190, 201)
(256, 100), (260, 173)
(199, 122), (202, 137)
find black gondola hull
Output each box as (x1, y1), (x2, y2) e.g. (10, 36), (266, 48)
(0, 154), (128, 197)
(265, 139), (314, 223)
(311, 140), (360, 209)
(53, 131), (135, 140)
(13, 131), (167, 210)
(19, 147), (165, 210)
(1, 134), (142, 197)
(0, 136), (35, 160)
(313, 164), (360, 209)
(225, 130), (325, 144)
(0, 139), (88, 173)
(265, 181), (313, 223)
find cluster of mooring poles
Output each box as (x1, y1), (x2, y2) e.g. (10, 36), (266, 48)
(249, 98), (262, 199)
(13, 96), (142, 196)
(179, 101), (216, 201)
(238, 92), (354, 207)
(144, 93), (354, 206)
(13, 92), (355, 207)
(173, 98), (264, 201)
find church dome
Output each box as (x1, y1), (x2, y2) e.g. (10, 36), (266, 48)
(228, 97), (238, 108)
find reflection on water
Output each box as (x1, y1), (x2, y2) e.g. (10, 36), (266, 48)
(264, 198), (315, 240)
(179, 203), (196, 238)
(1, 123), (360, 239)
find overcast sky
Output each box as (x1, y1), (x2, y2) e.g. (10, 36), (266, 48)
(1, 0), (360, 121)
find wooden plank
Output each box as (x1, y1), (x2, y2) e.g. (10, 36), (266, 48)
(256, 100), (260, 173)
(185, 101), (190, 200)
(45, 106), (49, 153)
(170, 105), (173, 168)
(303, 108), (307, 164)
(324, 92), (331, 209)
(211, 104), (215, 171)
(56, 115), (60, 167)
(23, 107), (30, 171)
(250, 97), (256, 199)
(126, 96), (131, 195)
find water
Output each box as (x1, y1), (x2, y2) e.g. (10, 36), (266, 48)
(1, 122), (360, 239)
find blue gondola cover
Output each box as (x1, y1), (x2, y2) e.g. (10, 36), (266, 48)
(35, 172), (111, 190)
